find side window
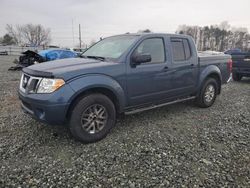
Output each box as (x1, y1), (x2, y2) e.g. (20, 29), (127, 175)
(171, 38), (192, 62)
(134, 38), (165, 64)
(171, 39), (185, 61)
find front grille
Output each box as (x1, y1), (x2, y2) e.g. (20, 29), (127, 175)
(20, 73), (42, 93)
(22, 74), (30, 89)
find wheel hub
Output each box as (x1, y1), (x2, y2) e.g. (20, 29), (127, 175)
(81, 104), (108, 134)
(204, 84), (215, 103)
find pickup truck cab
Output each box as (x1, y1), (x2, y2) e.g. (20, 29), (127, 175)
(19, 33), (232, 143)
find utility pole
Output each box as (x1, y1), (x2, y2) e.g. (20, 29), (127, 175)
(71, 19), (75, 47)
(79, 24), (82, 48)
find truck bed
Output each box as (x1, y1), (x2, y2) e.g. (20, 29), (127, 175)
(198, 51), (230, 61)
(198, 51), (231, 84)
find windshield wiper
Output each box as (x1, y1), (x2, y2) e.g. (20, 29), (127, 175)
(80, 55), (106, 61)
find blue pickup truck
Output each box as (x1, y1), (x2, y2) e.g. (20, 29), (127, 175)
(19, 33), (232, 143)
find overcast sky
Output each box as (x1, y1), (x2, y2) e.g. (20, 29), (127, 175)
(0, 0), (250, 47)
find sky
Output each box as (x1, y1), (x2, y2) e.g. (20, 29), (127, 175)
(0, 0), (250, 47)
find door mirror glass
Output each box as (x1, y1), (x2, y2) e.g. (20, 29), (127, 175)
(131, 53), (151, 66)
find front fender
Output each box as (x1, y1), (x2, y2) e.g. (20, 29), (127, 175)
(67, 74), (126, 111)
(198, 65), (222, 89)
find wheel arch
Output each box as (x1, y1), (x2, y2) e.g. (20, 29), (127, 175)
(198, 65), (222, 95)
(206, 73), (221, 94)
(65, 75), (126, 120)
(68, 86), (122, 118)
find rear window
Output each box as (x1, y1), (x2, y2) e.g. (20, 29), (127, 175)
(171, 38), (192, 62)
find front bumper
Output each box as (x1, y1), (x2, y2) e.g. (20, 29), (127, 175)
(18, 85), (74, 125)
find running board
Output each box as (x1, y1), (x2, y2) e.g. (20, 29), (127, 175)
(125, 96), (196, 115)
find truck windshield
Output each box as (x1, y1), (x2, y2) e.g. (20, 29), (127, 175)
(82, 35), (138, 59)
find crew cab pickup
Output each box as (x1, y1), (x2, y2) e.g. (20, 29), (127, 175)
(225, 49), (250, 81)
(19, 33), (232, 143)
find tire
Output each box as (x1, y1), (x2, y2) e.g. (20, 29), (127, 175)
(232, 73), (242, 81)
(196, 78), (218, 108)
(69, 93), (116, 143)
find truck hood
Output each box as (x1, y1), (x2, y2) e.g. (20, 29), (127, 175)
(23, 57), (124, 81)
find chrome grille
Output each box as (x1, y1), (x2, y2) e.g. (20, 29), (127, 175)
(20, 73), (42, 93)
(22, 74), (30, 89)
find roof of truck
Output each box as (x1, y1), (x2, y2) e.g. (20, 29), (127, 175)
(110, 33), (191, 38)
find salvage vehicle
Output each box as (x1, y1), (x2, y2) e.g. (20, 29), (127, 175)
(9, 49), (77, 71)
(19, 33), (232, 143)
(225, 49), (250, 81)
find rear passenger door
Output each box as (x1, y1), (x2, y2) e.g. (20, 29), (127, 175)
(170, 38), (198, 96)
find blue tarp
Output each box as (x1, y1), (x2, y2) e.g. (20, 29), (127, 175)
(38, 49), (77, 61)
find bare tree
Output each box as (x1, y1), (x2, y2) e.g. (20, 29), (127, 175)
(6, 24), (51, 46)
(6, 24), (22, 44)
(219, 21), (230, 31)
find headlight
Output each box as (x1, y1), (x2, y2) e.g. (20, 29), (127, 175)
(37, 78), (65, 93)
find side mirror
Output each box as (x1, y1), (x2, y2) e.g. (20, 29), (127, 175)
(131, 53), (151, 67)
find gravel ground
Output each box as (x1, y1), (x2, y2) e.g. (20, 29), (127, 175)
(0, 56), (249, 187)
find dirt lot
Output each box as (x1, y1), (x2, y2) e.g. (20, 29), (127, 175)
(0, 55), (249, 187)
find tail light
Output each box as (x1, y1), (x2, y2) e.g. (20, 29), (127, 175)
(227, 59), (232, 73)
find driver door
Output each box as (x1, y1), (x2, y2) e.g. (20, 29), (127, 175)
(126, 37), (173, 106)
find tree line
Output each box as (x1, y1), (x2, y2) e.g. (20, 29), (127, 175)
(0, 24), (51, 46)
(176, 21), (250, 52)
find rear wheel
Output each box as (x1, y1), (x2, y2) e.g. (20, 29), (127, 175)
(69, 94), (116, 143)
(196, 78), (218, 108)
(232, 73), (242, 81)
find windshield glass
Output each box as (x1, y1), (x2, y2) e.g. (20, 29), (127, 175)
(82, 35), (138, 59)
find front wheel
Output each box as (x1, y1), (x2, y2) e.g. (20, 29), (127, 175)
(196, 78), (218, 108)
(69, 94), (116, 143)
